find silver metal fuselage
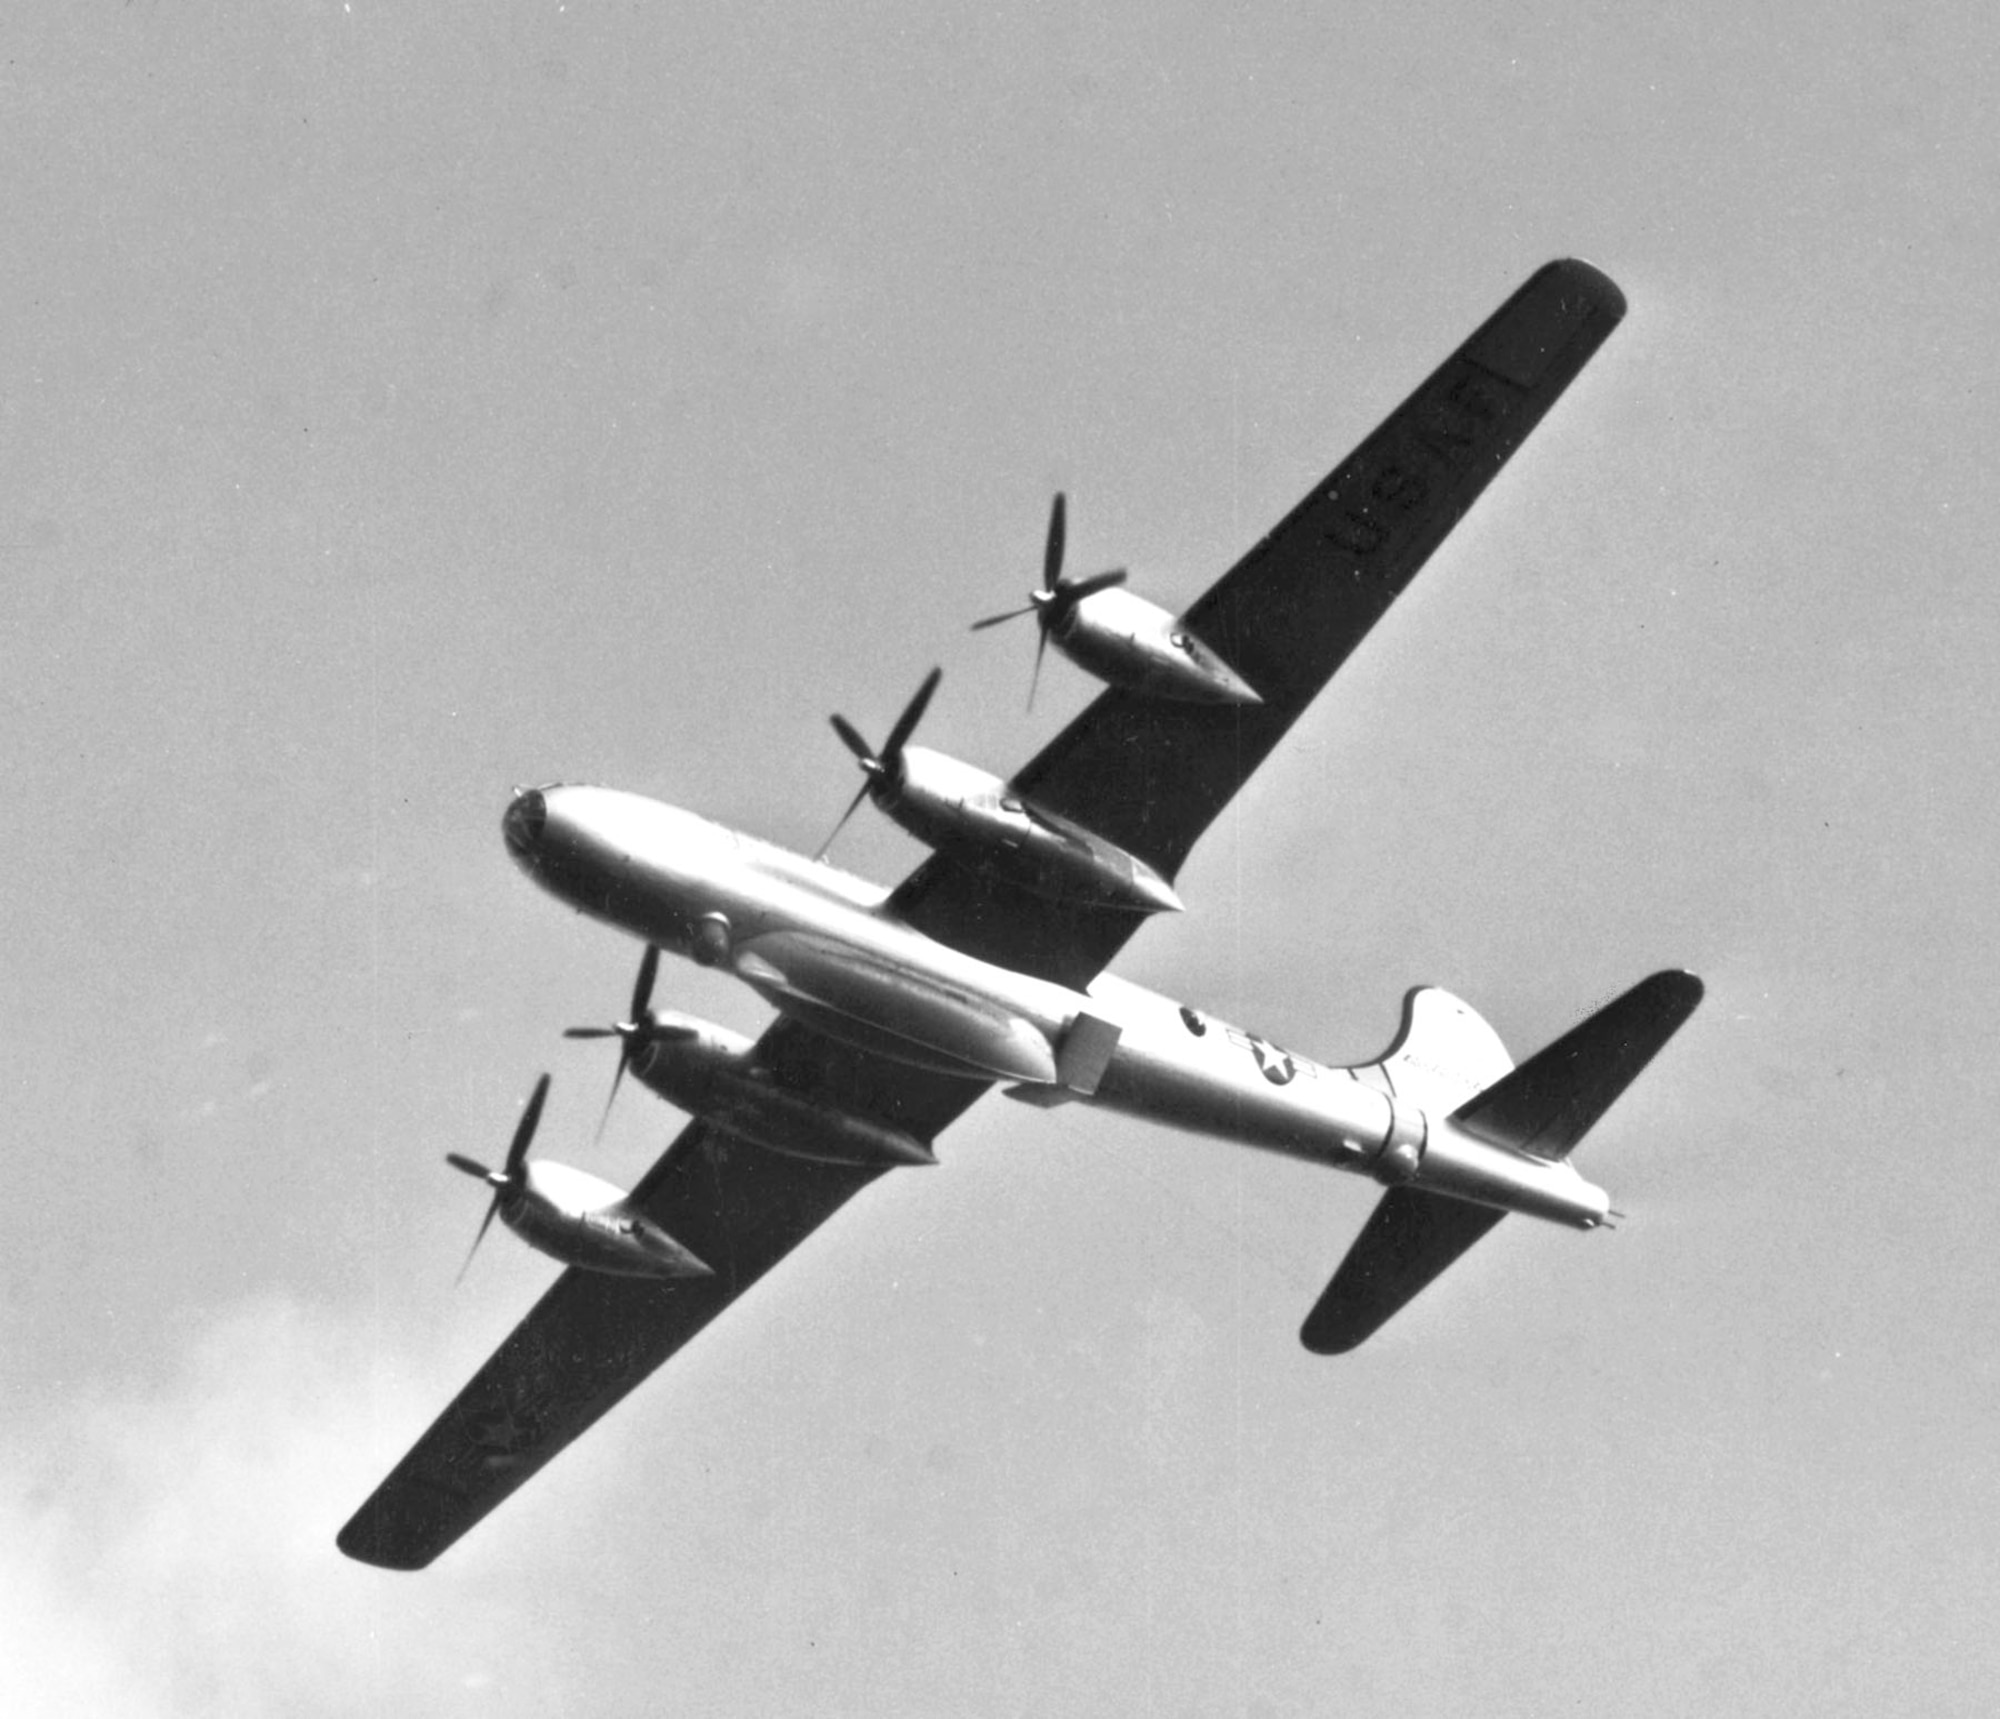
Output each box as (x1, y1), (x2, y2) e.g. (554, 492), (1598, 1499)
(504, 785), (1610, 1227)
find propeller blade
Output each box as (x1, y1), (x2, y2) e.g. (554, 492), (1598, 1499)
(593, 1056), (628, 1146)
(504, 1073), (550, 1179)
(829, 712), (876, 765)
(970, 603), (1037, 632)
(1044, 492), (1066, 591)
(628, 944), (660, 1026)
(445, 1152), (494, 1181)
(569, 1020), (698, 1045)
(456, 1193), (503, 1285)
(1058, 567), (1128, 604)
(566, 947), (676, 1143)
(821, 669), (939, 859)
(814, 779), (871, 862)
(1029, 627), (1048, 711)
(881, 666), (941, 763)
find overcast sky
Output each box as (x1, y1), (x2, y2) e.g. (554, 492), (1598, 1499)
(5, 2), (1998, 1714)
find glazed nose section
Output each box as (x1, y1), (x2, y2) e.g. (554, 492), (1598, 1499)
(502, 787), (548, 861)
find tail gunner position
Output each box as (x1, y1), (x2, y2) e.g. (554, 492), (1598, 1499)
(342, 260), (1700, 1571)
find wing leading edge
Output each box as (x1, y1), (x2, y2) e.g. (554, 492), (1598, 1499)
(894, 258), (1627, 988)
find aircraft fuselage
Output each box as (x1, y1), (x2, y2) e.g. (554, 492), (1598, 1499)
(503, 784), (1610, 1227)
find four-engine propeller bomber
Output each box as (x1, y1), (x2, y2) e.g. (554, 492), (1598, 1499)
(342, 259), (1699, 1573)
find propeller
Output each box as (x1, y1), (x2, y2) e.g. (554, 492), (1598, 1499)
(970, 493), (1128, 706)
(562, 944), (695, 1139)
(817, 666), (942, 859)
(446, 1072), (550, 1282)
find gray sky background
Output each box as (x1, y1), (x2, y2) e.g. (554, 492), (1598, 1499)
(5, 2), (1997, 1714)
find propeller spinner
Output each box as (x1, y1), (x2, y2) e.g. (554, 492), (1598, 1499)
(817, 666), (942, 859)
(971, 493), (1128, 707)
(445, 1072), (550, 1282)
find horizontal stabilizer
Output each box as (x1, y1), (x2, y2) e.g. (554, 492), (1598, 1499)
(1300, 1188), (1503, 1355)
(1451, 970), (1703, 1162)
(1300, 970), (1703, 1355)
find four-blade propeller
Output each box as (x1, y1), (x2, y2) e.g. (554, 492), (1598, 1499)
(817, 665), (942, 859)
(445, 1072), (550, 1283)
(562, 944), (695, 1139)
(971, 493), (1128, 707)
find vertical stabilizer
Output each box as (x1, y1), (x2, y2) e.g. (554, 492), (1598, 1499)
(1367, 985), (1514, 1116)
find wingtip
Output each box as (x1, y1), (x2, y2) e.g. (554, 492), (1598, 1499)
(1544, 256), (1628, 324)
(335, 1514), (437, 1573)
(1297, 1318), (1365, 1358)
(1639, 968), (1706, 1025)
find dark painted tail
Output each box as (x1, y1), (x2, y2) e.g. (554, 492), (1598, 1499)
(1300, 971), (1703, 1355)
(1450, 971), (1704, 1162)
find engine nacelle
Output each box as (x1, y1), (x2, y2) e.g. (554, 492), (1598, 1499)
(1049, 585), (1261, 705)
(876, 747), (1183, 914)
(629, 1012), (938, 1169)
(504, 1160), (715, 1279)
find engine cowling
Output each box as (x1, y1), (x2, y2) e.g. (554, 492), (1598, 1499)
(1049, 585), (1261, 705)
(629, 1013), (938, 1169)
(876, 746), (1183, 914)
(505, 1161), (715, 1278)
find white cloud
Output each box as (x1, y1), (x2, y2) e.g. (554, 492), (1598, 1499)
(1, 1297), (530, 1718)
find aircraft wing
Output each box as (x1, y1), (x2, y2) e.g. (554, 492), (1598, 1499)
(891, 258), (1627, 989)
(342, 262), (1629, 1567)
(338, 1021), (986, 1570)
